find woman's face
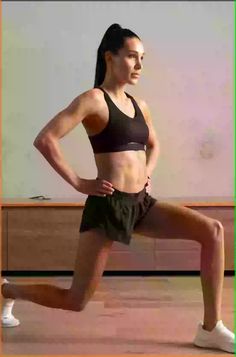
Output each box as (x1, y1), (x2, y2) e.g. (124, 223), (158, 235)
(106, 37), (145, 85)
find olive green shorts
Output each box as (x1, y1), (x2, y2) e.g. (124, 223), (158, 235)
(79, 181), (157, 245)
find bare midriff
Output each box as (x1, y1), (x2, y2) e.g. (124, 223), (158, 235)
(94, 150), (148, 193)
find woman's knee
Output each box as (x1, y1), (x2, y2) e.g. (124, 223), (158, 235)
(202, 219), (224, 246)
(69, 300), (87, 312)
(212, 219), (224, 241)
(66, 290), (88, 312)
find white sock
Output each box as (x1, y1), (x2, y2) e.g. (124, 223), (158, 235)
(2, 298), (15, 318)
(2, 279), (15, 317)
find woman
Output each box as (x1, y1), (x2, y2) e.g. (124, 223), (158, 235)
(1, 23), (234, 354)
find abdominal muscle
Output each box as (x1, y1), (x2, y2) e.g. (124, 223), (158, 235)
(94, 149), (148, 193)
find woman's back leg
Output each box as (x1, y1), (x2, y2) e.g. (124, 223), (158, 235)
(68, 228), (114, 311)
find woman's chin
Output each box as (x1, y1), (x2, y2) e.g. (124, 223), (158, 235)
(129, 77), (139, 84)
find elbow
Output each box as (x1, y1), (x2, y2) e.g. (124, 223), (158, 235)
(147, 142), (160, 151)
(33, 137), (45, 150)
(33, 135), (53, 151)
(33, 138), (40, 148)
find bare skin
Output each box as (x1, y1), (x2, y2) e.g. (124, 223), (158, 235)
(82, 87), (150, 193)
(133, 203), (224, 331)
(2, 37), (226, 334)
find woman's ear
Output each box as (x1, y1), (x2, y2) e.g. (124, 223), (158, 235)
(104, 50), (113, 65)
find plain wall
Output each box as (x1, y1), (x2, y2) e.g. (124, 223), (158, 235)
(2, 1), (233, 200)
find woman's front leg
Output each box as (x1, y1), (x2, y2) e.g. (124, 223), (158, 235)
(133, 200), (224, 331)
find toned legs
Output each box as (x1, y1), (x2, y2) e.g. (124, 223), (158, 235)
(134, 200), (224, 331)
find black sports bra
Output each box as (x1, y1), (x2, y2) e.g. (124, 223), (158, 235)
(87, 86), (149, 154)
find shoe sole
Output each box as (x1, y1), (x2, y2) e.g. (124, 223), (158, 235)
(2, 319), (20, 328)
(2, 323), (20, 327)
(194, 339), (234, 354)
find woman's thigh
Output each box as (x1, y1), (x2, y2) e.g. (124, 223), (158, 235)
(69, 228), (113, 309)
(133, 200), (218, 245)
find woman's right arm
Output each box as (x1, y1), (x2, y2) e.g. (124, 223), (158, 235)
(33, 90), (95, 192)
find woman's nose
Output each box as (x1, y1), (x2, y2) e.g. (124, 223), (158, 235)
(136, 60), (143, 69)
(135, 63), (142, 71)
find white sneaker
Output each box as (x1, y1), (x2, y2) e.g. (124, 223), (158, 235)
(193, 320), (235, 353)
(1, 278), (20, 327)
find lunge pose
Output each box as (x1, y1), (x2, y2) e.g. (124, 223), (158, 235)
(2, 23), (234, 354)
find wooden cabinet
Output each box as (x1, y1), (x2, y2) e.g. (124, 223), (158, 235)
(1, 198), (234, 271)
(7, 207), (81, 270)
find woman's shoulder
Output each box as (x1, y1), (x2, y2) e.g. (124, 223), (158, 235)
(78, 88), (147, 111)
(70, 88), (104, 114)
(78, 87), (105, 106)
(131, 94), (147, 112)
(77, 87), (103, 100)
(131, 94), (153, 125)
(83, 88), (144, 103)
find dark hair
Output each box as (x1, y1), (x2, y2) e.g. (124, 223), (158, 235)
(93, 23), (141, 88)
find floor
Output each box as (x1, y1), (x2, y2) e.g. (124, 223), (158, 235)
(1, 276), (234, 356)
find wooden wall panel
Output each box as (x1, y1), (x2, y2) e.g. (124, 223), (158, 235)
(1, 209), (8, 270)
(106, 251), (155, 270)
(7, 207), (82, 270)
(2, 204), (234, 271)
(154, 250), (201, 270)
